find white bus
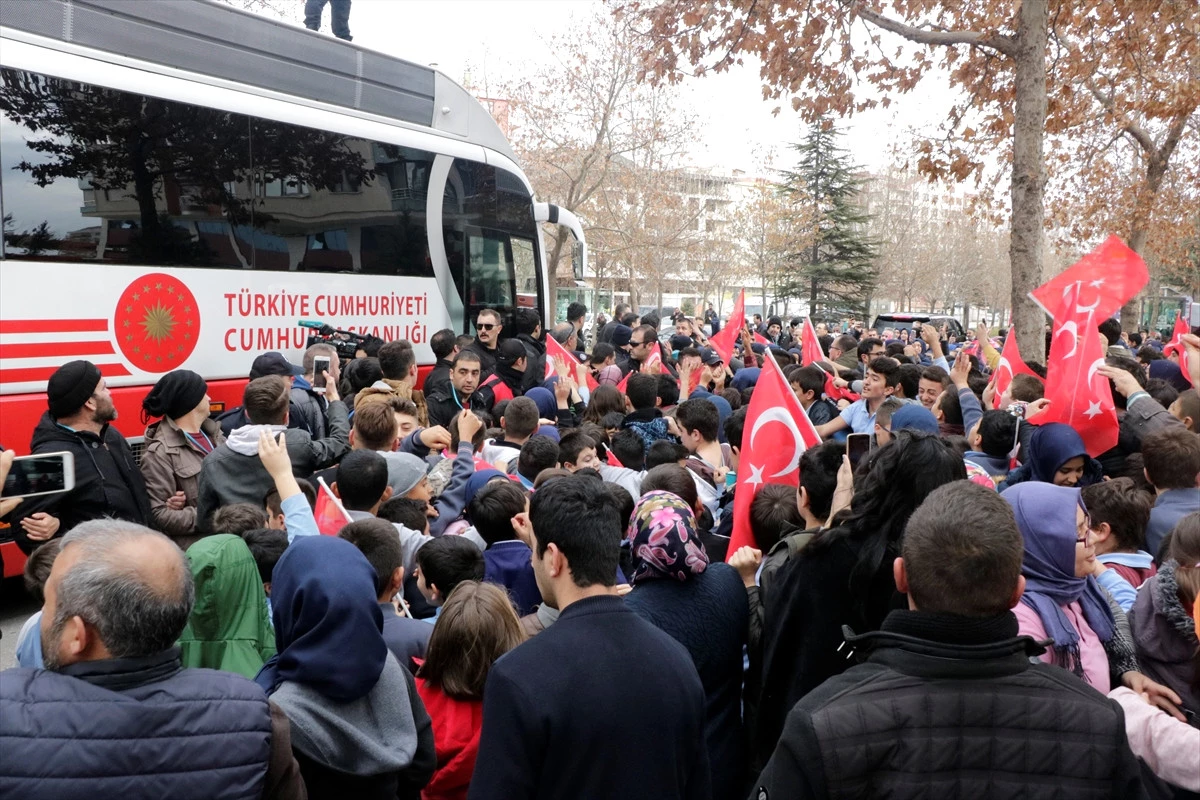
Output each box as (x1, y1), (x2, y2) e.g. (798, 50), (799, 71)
(0, 0), (585, 438)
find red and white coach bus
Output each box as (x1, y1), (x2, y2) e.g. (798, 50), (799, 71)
(0, 0), (586, 572)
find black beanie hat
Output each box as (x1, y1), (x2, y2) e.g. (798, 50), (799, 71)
(141, 369), (208, 421)
(47, 360), (102, 419)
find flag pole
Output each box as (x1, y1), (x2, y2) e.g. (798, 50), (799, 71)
(316, 476), (353, 523)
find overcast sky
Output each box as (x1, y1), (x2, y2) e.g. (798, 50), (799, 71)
(326, 0), (958, 178)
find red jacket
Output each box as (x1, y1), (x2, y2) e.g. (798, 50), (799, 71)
(416, 677), (484, 800)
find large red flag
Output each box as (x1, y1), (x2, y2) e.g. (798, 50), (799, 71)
(644, 341), (663, 372)
(544, 333), (583, 380)
(314, 477), (353, 535)
(708, 290), (745, 365)
(1030, 235), (1149, 321)
(992, 328), (1038, 409)
(753, 331), (772, 347)
(1027, 283), (1118, 456)
(727, 354), (821, 559)
(799, 317), (825, 367)
(1164, 313), (1193, 386)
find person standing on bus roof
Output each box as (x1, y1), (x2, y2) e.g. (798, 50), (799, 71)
(464, 309), (503, 381)
(9, 360), (151, 554)
(140, 369), (226, 551)
(304, 0), (351, 41)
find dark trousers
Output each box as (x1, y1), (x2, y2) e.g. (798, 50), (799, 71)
(304, 0), (351, 41)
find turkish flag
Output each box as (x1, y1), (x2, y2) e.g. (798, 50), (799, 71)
(727, 354), (821, 559)
(753, 331), (772, 347)
(545, 333), (583, 380)
(799, 317), (825, 367)
(824, 371), (860, 404)
(709, 290), (746, 365)
(314, 477), (353, 536)
(1028, 283), (1118, 456)
(992, 328), (1038, 409)
(615, 369), (631, 394)
(1164, 313), (1192, 386)
(644, 342), (663, 372)
(1030, 235), (1149, 322)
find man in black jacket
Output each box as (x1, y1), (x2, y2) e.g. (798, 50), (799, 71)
(752, 480), (1150, 800)
(426, 350), (490, 428)
(423, 328), (459, 400)
(10, 360), (151, 553)
(469, 478), (710, 800)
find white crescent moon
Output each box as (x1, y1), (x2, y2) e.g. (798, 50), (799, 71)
(1055, 321), (1079, 359)
(997, 356), (1013, 383)
(750, 407), (806, 478)
(1086, 357), (1105, 385)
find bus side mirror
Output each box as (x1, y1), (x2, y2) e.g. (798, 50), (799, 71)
(572, 239), (584, 281)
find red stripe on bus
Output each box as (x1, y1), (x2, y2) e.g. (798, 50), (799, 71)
(0, 319), (108, 334)
(0, 363), (131, 384)
(0, 341), (117, 359)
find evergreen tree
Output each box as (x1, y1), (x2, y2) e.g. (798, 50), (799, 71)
(781, 118), (877, 321)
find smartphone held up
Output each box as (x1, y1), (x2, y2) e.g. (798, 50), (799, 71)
(3, 451), (75, 499)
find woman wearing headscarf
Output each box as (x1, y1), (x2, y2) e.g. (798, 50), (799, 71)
(1003, 422), (1104, 490)
(1005, 482), (1182, 709)
(179, 534), (275, 679)
(140, 369), (225, 549)
(256, 536), (435, 799)
(623, 491), (748, 800)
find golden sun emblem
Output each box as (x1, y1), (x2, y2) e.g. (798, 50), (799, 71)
(139, 302), (177, 343)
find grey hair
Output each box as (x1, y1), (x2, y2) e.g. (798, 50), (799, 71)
(302, 342), (338, 376)
(53, 520), (194, 659)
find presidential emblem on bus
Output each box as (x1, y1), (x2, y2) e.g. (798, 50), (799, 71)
(113, 273), (201, 373)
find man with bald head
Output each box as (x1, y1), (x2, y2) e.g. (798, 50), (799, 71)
(0, 521), (305, 799)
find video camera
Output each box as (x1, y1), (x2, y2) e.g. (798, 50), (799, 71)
(298, 319), (382, 361)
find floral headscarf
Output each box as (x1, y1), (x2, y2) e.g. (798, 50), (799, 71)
(627, 490), (709, 584)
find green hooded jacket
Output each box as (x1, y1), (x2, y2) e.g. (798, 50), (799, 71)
(178, 534), (275, 678)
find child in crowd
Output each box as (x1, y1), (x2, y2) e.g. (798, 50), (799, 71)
(415, 581), (525, 800)
(787, 365), (839, 426)
(468, 480), (540, 616)
(241, 527), (288, 616)
(339, 518), (431, 673)
(15, 539), (62, 668)
(414, 534), (486, 625)
(1081, 479), (1156, 609)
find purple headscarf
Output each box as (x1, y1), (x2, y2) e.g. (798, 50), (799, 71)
(1003, 482), (1115, 677)
(597, 365), (624, 388)
(627, 490), (709, 584)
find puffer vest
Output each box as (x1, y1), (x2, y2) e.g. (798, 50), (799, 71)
(0, 650), (272, 800)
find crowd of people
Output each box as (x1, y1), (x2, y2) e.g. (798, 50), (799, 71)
(2, 300), (1199, 800)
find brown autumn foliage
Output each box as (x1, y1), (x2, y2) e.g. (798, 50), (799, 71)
(618, 0), (1199, 351)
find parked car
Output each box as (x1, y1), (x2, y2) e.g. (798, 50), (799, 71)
(870, 313), (966, 341)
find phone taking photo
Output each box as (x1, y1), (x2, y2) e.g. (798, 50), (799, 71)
(846, 433), (872, 469)
(3, 451), (75, 499)
(312, 356), (331, 393)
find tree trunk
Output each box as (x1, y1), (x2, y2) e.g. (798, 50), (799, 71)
(1008, 0), (1049, 362)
